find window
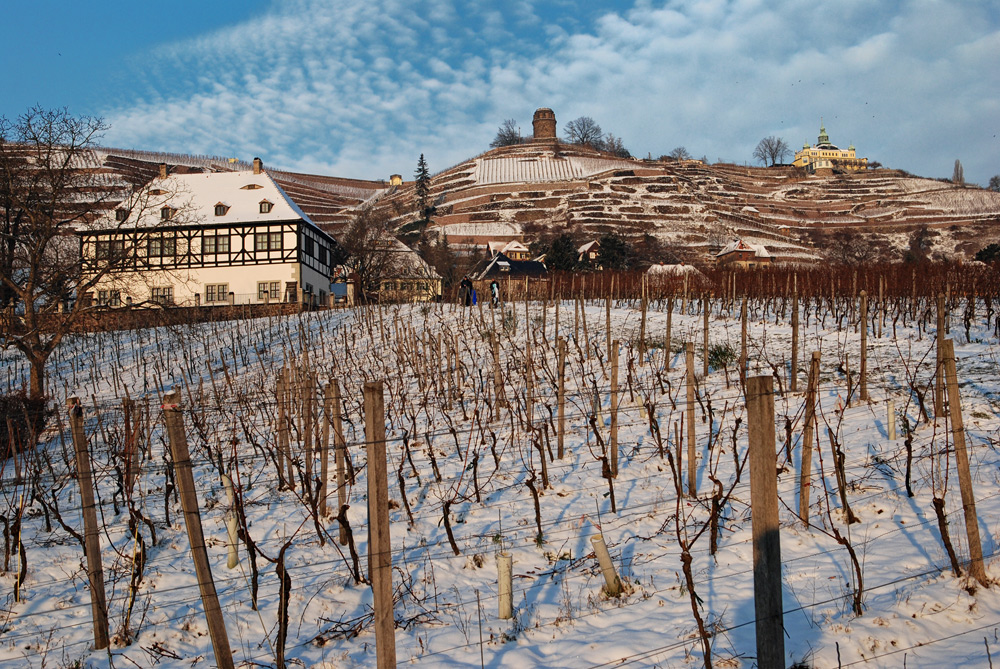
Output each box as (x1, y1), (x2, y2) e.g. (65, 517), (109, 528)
(160, 206), (174, 221)
(304, 237), (314, 257)
(214, 203), (229, 216)
(95, 239), (124, 261)
(240, 183), (263, 190)
(114, 208), (128, 222)
(202, 234), (230, 255)
(259, 200), (273, 214)
(151, 286), (174, 305)
(254, 231), (282, 252)
(97, 290), (121, 307)
(319, 246), (328, 264)
(257, 281), (280, 300)
(205, 284), (229, 302)
(147, 235), (176, 258)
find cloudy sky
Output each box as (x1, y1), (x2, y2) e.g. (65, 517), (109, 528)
(3, 0), (998, 185)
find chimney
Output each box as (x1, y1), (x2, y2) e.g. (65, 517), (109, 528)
(159, 163), (168, 178)
(253, 157), (263, 175)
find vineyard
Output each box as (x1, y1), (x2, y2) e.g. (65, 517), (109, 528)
(3, 268), (1000, 668)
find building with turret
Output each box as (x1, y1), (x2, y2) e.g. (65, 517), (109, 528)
(793, 122), (867, 174)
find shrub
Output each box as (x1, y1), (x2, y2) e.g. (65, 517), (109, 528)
(975, 243), (1000, 264)
(707, 343), (737, 371)
(1, 392), (51, 459)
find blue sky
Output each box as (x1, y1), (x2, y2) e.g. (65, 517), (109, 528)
(3, 0), (998, 186)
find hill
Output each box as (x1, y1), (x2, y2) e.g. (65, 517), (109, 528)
(88, 144), (1000, 264)
(375, 141), (1000, 264)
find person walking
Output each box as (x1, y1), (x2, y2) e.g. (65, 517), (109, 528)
(460, 275), (474, 307)
(490, 279), (500, 307)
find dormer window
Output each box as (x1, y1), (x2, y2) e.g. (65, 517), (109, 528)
(259, 200), (273, 214)
(160, 206), (174, 221)
(148, 188), (166, 196)
(214, 203), (230, 216)
(114, 208), (128, 222)
(240, 183), (263, 190)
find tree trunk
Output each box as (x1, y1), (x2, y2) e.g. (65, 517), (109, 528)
(29, 353), (46, 400)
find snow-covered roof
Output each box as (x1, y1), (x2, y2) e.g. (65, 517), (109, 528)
(488, 240), (530, 256)
(717, 239), (770, 258)
(472, 154), (636, 186)
(472, 252), (548, 280)
(383, 237), (442, 280)
(88, 169), (320, 232)
(578, 240), (600, 254)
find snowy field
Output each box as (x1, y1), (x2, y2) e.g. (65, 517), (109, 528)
(3, 295), (1000, 668)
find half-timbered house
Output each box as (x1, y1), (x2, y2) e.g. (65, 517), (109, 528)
(78, 159), (339, 307)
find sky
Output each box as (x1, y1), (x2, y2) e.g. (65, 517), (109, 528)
(2, 0), (998, 186)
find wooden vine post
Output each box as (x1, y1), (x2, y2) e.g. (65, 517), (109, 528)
(303, 370), (315, 491)
(332, 379), (349, 544)
(526, 325), (534, 429)
(740, 294), (748, 387)
(319, 381), (333, 518)
(639, 276), (648, 357)
(935, 293), (945, 419)
(605, 292), (612, 360)
(363, 381), (396, 667)
(859, 290), (869, 402)
(942, 339), (989, 587)
(492, 334), (506, 409)
(702, 295), (710, 378)
(877, 275), (884, 339)
(664, 297), (673, 370)
(790, 278), (799, 392)
(610, 340), (619, 477)
(557, 337), (566, 459)
(798, 352), (821, 526)
(685, 342), (697, 497)
(276, 369), (288, 488)
(67, 397), (110, 651)
(162, 390), (235, 669)
(746, 375), (785, 669)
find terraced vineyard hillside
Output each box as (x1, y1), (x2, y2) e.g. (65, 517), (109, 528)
(377, 142), (1000, 263)
(91, 145), (1000, 264)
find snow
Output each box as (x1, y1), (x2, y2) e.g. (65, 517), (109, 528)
(3, 297), (1000, 668)
(473, 155), (637, 185)
(85, 169), (320, 231)
(440, 222), (522, 237)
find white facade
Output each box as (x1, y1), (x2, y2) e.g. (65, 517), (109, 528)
(79, 166), (338, 307)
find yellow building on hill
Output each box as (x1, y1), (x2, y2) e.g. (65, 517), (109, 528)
(793, 121), (867, 174)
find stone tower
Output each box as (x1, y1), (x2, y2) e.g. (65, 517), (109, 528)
(532, 108), (557, 142)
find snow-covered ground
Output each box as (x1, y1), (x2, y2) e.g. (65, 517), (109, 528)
(3, 296), (1000, 668)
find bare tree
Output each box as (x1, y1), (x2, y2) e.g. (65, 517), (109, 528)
(0, 107), (147, 400)
(418, 234), (482, 290)
(338, 204), (403, 301)
(953, 159), (964, 185)
(989, 175), (1000, 192)
(490, 119), (523, 148)
(827, 229), (878, 265)
(753, 136), (790, 167)
(603, 133), (631, 158)
(564, 116), (604, 148)
(668, 146), (692, 161)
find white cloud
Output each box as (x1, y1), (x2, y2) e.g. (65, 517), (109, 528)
(102, 0), (1000, 185)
